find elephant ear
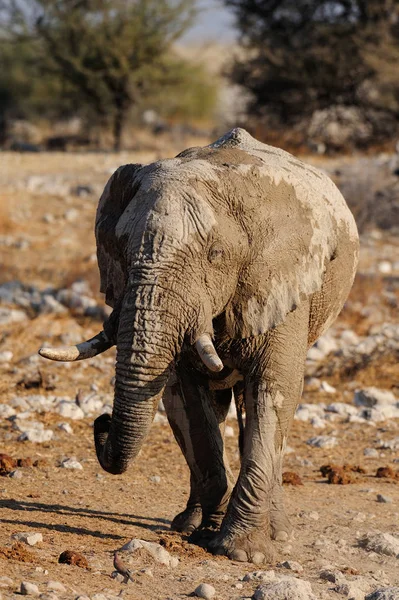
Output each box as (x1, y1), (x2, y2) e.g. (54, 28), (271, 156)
(224, 173), (338, 339)
(95, 164), (142, 308)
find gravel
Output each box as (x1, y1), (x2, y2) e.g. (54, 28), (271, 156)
(60, 458), (83, 470)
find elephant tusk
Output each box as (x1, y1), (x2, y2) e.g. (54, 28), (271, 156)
(38, 330), (114, 362)
(195, 333), (224, 372)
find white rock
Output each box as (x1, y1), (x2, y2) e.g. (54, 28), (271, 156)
(278, 560), (303, 573)
(20, 582), (40, 595)
(379, 437), (399, 450)
(60, 458), (83, 470)
(321, 381), (336, 394)
(378, 261), (392, 274)
(225, 425), (235, 437)
(58, 422), (73, 434)
(64, 208), (79, 222)
(0, 351), (13, 363)
(150, 475), (161, 484)
(295, 403), (325, 422)
(340, 329), (359, 345)
(47, 582), (66, 593)
(304, 377), (321, 391)
(10, 469), (23, 479)
(56, 401), (84, 420)
(360, 532), (399, 558)
(377, 495), (393, 503)
(253, 577), (316, 600)
(193, 583), (216, 599)
(310, 416), (326, 429)
(14, 420), (44, 432)
(335, 582), (368, 600)
(0, 308), (28, 325)
(306, 435), (337, 449)
(120, 538), (179, 567)
(0, 404), (16, 418)
(365, 588), (399, 600)
(12, 532), (43, 546)
(364, 448), (379, 457)
(243, 571), (276, 583)
(326, 402), (358, 416)
(19, 429), (53, 443)
(0, 576), (14, 588)
(354, 388), (398, 408)
(78, 395), (104, 415)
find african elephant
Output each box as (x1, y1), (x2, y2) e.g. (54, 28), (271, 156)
(39, 128), (359, 563)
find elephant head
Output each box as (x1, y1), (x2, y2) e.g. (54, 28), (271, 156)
(39, 128), (358, 476)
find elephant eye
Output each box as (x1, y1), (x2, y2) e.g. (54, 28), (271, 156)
(208, 243), (224, 265)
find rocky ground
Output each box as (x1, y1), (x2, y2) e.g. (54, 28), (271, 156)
(0, 149), (398, 600)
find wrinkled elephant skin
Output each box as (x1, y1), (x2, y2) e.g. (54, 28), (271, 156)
(40, 128), (359, 563)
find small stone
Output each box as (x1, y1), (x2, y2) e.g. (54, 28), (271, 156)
(253, 577), (316, 600)
(149, 475), (161, 483)
(0, 453), (17, 475)
(19, 430), (53, 443)
(20, 582), (40, 595)
(359, 532), (399, 558)
(377, 494), (393, 503)
(10, 469), (23, 479)
(57, 401), (84, 420)
(278, 560), (303, 573)
(120, 538), (178, 567)
(307, 435), (337, 449)
(64, 208), (79, 222)
(234, 583), (243, 589)
(193, 583), (216, 599)
(243, 571), (275, 582)
(365, 588), (399, 600)
(47, 582), (66, 593)
(310, 416), (326, 429)
(140, 568), (153, 577)
(60, 458), (83, 470)
(12, 532), (43, 546)
(0, 404), (16, 418)
(364, 448), (379, 458)
(58, 423), (73, 434)
(0, 351), (13, 363)
(321, 381), (336, 394)
(319, 569), (344, 583)
(0, 576), (14, 588)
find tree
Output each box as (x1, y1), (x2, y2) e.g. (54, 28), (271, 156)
(1, 0), (197, 150)
(224, 0), (399, 145)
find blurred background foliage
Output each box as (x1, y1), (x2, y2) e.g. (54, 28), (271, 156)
(0, 0), (399, 152)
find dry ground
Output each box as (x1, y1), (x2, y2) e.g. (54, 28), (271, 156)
(0, 149), (398, 599)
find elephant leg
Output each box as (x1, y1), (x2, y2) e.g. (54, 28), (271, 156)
(209, 302), (309, 564)
(163, 382), (202, 534)
(176, 368), (235, 533)
(164, 378), (234, 534)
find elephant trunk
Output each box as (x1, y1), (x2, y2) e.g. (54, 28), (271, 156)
(93, 278), (190, 475)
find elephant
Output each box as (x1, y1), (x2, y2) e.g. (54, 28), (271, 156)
(39, 128), (359, 564)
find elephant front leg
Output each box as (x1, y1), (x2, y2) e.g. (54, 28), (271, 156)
(164, 375), (233, 535)
(209, 305), (309, 563)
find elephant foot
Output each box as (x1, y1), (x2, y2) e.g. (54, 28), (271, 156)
(270, 510), (292, 542)
(208, 527), (276, 565)
(171, 505), (202, 534)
